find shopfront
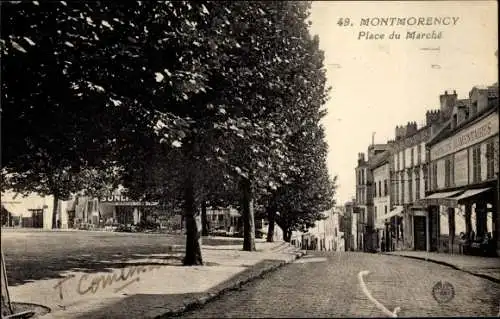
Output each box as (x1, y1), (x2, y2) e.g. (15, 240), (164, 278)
(422, 107), (499, 255)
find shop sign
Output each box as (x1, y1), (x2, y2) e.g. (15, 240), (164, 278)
(421, 197), (458, 208)
(101, 194), (130, 202)
(430, 112), (498, 161)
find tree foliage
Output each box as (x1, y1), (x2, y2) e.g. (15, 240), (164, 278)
(1, 1), (335, 258)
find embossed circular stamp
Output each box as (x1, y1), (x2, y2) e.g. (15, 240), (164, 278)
(432, 281), (455, 304)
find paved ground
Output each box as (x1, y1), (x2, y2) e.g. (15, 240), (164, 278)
(384, 250), (500, 282)
(1, 229), (242, 286)
(181, 251), (500, 318)
(1, 229), (302, 319)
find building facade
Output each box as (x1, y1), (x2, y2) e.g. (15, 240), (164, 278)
(388, 93), (454, 251)
(344, 201), (357, 251)
(422, 85), (499, 255)
(372, 151), (391, 251)
(289, 209), (342, 251)
(355, 144), (392, 251)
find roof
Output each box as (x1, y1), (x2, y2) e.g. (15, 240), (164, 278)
(455, 99), (470, 108)
(369, 150), (391, 169)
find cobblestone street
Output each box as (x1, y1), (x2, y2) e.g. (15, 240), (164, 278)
(182, 252), (500, 318)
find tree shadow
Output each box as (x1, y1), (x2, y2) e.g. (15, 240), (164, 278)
(70, 259), (283, 319)
(4, 246), (186, 286)
(3, 235), (244, 287)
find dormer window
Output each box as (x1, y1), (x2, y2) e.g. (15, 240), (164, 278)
(471, 101), (478, 116)
(452, 114), (457, 129)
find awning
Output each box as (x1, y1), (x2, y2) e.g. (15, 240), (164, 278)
(422, 190), (463, 199)
(377, 206), (403, 223)
(452, 188), (491, 201)
(417, 190), (463, 207)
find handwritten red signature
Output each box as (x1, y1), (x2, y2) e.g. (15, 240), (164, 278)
(54, 264), (162, 300)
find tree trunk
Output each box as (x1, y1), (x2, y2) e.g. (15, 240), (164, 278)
(447, 207), (455, 253)
(201, 201), (209, 236)
(283, 228), (292, 242)
(183, 178), (203, 266)
(52, 194), (59, 229)
(266, 209), (276, 242)
(1, 251), (13, 316)
(465, 204), (472, 236)
(240, 178), (256, 251)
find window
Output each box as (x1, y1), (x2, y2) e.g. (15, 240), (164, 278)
(486, 141), (495, 179)
(411, 148), (414, 167)
(395, 179), (399, 205)
(384, 179), (388, 196)
(384, 206), (388, 214)
(362, 169), (365, 185)
(374, 206), (377, 220)
(417, 144), (422, 165)
(415, 171), (421, 200)
(378, 181), (382, 197)
(472, 145), (481, 183)
(218, 214), (224, 221)
(444, 157), (452, 188)
(374, 183), (377, 198)
(408, 170), (413, 203)
(400, 171), (405, 203)
(423, 164), (429, 192)
(432, 162), (438, 190)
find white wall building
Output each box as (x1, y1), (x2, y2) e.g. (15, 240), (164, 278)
(372, 152), (391, 250)
(289, 209), (345, 251)
(1, 190), (70, 229)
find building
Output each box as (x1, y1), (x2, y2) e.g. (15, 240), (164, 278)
(344, 201), (357, 251)
(205, 207), (241, 234)
(98, 188), (160, 228)
(371, 150), (392, 251)
(388, 100), (451, 251)
(1, 191), (68, 229)
(355, 144), (391, 251)
(421, 85), (499, 255)
(289, 209), (342, 251)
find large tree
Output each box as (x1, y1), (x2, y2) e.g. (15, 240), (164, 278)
(1, 1), (191, 226)
(1, 1), (334, 261)
(266, 122), (336, 242)
(250, 2), (335, 242)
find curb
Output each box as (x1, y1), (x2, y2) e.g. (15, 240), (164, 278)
(151, 249), (306, 318)
(383, 253), (500, 284)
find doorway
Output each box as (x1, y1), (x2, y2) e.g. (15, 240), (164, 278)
(414, 215), (426, 251)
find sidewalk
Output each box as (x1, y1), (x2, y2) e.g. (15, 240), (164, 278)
(384, 251), (500, 283)
(7, 240), (304, 319)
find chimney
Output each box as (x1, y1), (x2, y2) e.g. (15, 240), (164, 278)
(439, 90), (458, 121)
(358, 152), (365, 165)
(426, 110), (441, 126)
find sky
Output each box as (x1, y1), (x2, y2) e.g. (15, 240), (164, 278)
(309, 1), (498, 206)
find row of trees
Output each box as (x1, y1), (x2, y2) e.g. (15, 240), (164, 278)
(1, 1), (336, 265)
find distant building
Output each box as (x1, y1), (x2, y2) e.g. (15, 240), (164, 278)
(289, 209), (342, 251)
(371, 151), (391, 251)
(355, 143), (392, 252)
(1, 191), (64, 229)
(343, 201), (357, 251)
